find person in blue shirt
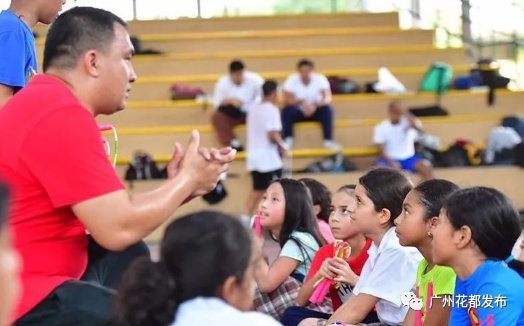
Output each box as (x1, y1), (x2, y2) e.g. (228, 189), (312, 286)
(432, 187), (524, 326)
(0, 0), (66, 107)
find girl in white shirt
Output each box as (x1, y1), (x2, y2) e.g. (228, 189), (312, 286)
(110, 211), (281, 326)
(300, 168), (422, 326)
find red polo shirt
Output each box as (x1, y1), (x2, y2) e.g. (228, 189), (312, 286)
(0, 75), (124, 322)
(305, 238), (372, 310)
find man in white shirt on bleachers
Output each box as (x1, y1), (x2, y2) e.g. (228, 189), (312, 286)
(373, 100), (434, 180)
(211, 60), (264, 151)
(282, 58), (340, 150)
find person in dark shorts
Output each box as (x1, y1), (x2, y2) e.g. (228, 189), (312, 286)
(246, 80), (287, 215)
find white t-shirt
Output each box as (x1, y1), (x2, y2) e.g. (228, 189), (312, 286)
(283, 72), (330, 105)
(246, 101), (282, 172)
(279, 231), (320, 277)
(213, 71), (264, 112)
(172, 297), (282, 326)
(373, 117), (419, 160)
(353, 227), (422, 325)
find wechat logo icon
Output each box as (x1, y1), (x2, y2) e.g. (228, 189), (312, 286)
(401, 292), (423, 311)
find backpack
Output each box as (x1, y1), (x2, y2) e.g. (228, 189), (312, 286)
(170, 83), (206, 100)
(296, 153), (357, 173)
(470, 58), (510, 106)
(202, 180), (228, 205)
(125, 152), (166, 181)
(502, 116), (524, 138)
(514, 142), (524, 168)
(439, 140), (482, 167)
(417, 62), (453, 114)
(327, 76), (359, 94)
(130, 36), (163, 55)
(420, 62), (453, 94)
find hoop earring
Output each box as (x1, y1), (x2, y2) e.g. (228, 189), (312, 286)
(427, 231), (433, 239)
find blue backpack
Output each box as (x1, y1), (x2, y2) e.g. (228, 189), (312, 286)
(502, 116), (524, 139)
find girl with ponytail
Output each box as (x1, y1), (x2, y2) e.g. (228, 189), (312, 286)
(110, 211), (281, 326)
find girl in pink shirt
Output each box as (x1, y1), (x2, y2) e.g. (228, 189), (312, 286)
(300, 178), (335, 243)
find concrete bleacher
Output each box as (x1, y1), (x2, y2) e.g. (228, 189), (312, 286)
(33, 12), (401, 36)
(67, 11), (522, 243)
(99, 90), (524, 129)
(127, 46), (467, 76)
(108, 113), (502, 158)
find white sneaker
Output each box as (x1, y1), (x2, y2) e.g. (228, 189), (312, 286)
(324, 140), (342, 151)
(284, 137), (294, 149)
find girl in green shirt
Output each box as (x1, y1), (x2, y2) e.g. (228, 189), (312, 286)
(395, 179), (459, 326)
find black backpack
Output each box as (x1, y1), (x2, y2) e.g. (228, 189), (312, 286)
(125, 152), (166, 181)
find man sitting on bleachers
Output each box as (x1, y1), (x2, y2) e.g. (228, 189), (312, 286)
(211, 60), (264, 151)
(281, 58), (340, 150)
(374, 100), (434, 180)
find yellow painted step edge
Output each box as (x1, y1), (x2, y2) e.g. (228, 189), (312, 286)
(115, 147), (380, 165)
(135, 65), (471, 84)
(130, 45), (460, 62)
(104, 113), (506, 136)
(125, 89), (521, 109)
(35, 26), (428, 45)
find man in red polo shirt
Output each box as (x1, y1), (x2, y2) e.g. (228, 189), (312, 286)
(0, 7), (235, 326)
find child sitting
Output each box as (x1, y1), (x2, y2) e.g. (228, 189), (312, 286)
(299, 178), (335, 243)
(282, 185), (372, 326)
(432, 187), (524, 325)
(395, 179), (459, 325)
(110, 211), (282, 326)
(301, 168), (422, 326)
(254, 179), (326, 319)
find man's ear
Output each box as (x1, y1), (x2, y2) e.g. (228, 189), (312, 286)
(83, 50), (100, 77)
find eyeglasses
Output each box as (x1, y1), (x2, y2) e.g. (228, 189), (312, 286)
(99, 124), (119, 167)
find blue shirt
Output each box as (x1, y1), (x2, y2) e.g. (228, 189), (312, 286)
(450, 260), (524, 326)
(279, 231), (319, 277)
(0, 9), (37, 90)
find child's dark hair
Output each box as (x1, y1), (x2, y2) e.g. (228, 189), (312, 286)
(110, 211), (252, 326)
(262, 80), (278, 97)
(0, 182), (9, 230)
(272, 179), (325, 251)
(359, 168), (413, 224)
(414, 179), (459, 220)
(443, 187), (521, 263)
(299, 178), (332, 223)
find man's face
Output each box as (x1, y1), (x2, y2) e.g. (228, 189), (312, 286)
(38, 0), (66, 25)
(298, 65), (313, 84)
(230, 70), (244, 85)
(96, 23), (137, 115)
(389, 103), (403, 124)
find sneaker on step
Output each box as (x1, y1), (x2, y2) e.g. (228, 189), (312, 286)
(323, 140), (342, 151)
(284, 137), (294, 149)
(230, 139), (244, 152)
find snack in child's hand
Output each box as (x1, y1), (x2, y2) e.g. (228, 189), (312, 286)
(310, 240), (352, 303)
(253, 215), (262, 238)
